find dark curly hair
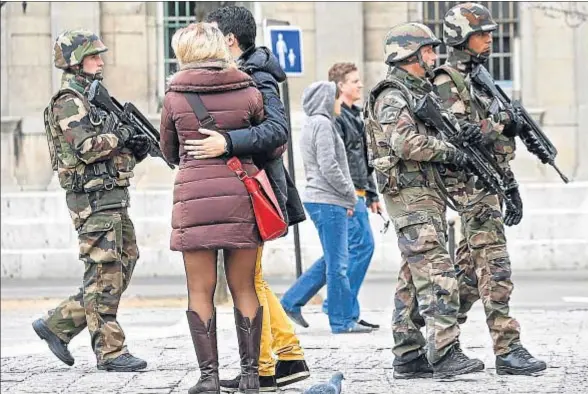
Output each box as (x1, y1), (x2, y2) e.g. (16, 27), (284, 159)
(206, 5), (256, 52)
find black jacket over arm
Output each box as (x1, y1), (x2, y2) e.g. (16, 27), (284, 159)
(226, 46), (306, 227)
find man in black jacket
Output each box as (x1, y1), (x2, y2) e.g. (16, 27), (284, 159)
(324, 63), (381, 330)
(184, 6), (310, 393)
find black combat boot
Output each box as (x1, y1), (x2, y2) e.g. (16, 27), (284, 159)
(33, 319), (75, 367)
(97, 353), (147, 372)
(32, 318), (75, 366)
(496, 346), (547, 376)
(234, 306), (263, 394)
(186, 309), (220, 394)
(432, 344), (485, 379)
(393, 354), (433, 379)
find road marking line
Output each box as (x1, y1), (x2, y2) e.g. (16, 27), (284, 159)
(562, 297), (588, 303)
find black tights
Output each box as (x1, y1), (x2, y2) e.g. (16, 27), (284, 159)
(183, 248), (260, 321)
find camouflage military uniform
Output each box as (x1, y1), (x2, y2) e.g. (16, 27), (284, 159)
(39, 30), (143, 365)
(365, 24), (469, 366)
(433, 3), (521, 357)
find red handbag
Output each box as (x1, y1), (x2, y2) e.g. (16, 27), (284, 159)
(183, 93), (287, 242)
(226, 157), (287, 241)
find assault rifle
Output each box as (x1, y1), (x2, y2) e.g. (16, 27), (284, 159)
(414, 94), (520, 216)
(471, 65), (569, 183)
(88, 80), (175, 169)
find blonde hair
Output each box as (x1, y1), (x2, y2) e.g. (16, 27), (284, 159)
(171, 22), (232, 68)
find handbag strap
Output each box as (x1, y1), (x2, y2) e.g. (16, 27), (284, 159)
(182, 92), (217, 130)
(227, 157), (248, 179)
(182, 92), (246, 176)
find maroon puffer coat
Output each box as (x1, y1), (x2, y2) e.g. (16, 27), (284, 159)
(159, 61), (264, 251)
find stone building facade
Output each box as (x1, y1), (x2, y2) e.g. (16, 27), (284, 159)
(1, 2), (587, 279)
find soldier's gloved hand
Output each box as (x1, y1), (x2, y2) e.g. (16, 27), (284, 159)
(114, 124), (136, 144)
(501, 108), (526, 138)
(496, 108), (519, 126)
(126, 134), (151, 158)
(449, 149), (470, 170)
(459, 122), (485, 145)
(504, 188), (523, 226)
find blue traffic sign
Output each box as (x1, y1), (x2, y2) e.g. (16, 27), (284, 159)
(266, 26), (304, 77)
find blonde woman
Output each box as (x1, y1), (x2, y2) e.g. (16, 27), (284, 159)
(159, 23), (265, 394)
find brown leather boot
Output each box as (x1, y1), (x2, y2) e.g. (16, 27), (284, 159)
(186, 309), (220, 394)
(234, 306), (263, 394)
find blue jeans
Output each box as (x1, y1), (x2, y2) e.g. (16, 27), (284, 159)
(322, 196), (375, 319)
(281, 202), (356, 333)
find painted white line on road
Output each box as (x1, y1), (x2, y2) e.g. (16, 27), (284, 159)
(1, 319), (188, 358)
(562, 297), (588, 303)
(127, 319), (188, 340)
(1, 343), (49, 358)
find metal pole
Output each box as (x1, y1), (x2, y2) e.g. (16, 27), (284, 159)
(264, 18), (303, 278)
(281, 80), (303, 278)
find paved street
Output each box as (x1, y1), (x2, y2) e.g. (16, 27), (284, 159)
(2, 271), (588, 393)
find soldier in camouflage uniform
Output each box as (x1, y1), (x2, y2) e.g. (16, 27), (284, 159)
(31, 30), (150, 372)
(364, 22), (484, 379)
(433, 3), (547, 375)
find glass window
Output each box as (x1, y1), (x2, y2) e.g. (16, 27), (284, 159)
(163, 1), (246, 77)
(422, 1), (519, 82)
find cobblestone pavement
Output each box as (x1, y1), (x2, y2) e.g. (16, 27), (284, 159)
(2, 301), (588, 394)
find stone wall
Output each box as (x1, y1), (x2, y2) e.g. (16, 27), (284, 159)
(257, 1), (316, 112)
(2, 111), (586, 279)
(516, 2), (588, 183)
(1, 2), (52, 118)
(2, 180), (586, 279)
(100, 2), (159, 114)
(363, 2), (410, 94)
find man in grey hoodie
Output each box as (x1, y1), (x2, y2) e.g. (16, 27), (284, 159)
(281, 81), (372, 334)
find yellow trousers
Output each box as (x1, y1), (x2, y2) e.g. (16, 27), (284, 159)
(255, 247), (305, 376)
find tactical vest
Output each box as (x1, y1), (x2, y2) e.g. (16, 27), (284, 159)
(43, 88), (134, 193)
(364, 77), (439, 196)
(434, 65), (486, 122)
(434, 64), (516, 176)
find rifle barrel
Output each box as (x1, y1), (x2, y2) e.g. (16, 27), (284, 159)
(110, 96), (125, 112)
(551, 162), (570, 183)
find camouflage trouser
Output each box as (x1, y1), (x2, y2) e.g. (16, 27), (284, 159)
(383, 188), (460, 365)
(43, 208), (138, 362)
(454, 192), (521, 356)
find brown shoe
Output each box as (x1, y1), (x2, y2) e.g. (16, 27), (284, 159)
(186, 309), (220, 394)
(234, 306), (263, 394)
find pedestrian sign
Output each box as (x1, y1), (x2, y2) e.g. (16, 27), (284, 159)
(265, 26), (304, 77)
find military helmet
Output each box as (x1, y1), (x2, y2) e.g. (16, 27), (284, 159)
(53, 29), (108, 70)
(443, 3), (497, 47)
(384, 22), (441, 65)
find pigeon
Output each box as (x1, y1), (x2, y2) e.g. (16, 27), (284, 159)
(303, 372), (344, 394)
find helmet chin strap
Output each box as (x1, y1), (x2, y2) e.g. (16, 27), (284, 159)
(90, 72), (104, 81)
(464, 43), (490, 64)
(81, 70), (103, 81)
(416, 51), (435, 79)
(74, 66), (103, 82)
